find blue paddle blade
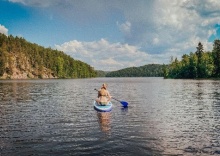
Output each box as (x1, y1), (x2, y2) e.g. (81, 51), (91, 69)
(120, 101), (128, 107)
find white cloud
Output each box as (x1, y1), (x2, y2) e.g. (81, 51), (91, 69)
(55, 39), (163, 71)
(140, 0), (220, 56)
(9, 0), (220, 69)
(8, 0), (54, 7)
(117, 21), (131, 37)
(113, 0), (220, 58)
(0, 24), (8, 35)
(153, 38), (159, 45)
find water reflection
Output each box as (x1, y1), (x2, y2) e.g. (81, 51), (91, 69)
(158, 79), (220, 155)
(96, 112), (111, 134)
(1, 78), (220, 155)
(0, 81), (33, 103)
(121, 106), (128, 112)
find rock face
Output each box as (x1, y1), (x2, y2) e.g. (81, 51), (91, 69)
(0, 34), (97, 79)
(0, 53), (57, 79)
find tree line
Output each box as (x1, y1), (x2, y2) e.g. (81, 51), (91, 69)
(164, 40), (220, 79)
(106, 64), (164, 77)
(0, 33), (97, 78)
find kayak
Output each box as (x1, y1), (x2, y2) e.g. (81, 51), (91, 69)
(93, 101), (113, 112)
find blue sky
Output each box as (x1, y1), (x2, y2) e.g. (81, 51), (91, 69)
(1, 0), (220, 71)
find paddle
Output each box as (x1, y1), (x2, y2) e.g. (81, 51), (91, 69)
(94, 88), (128, 107)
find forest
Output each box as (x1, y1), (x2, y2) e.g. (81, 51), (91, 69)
(164, 40), (220, 79)
(4, 33), (219, 79)
(0, 33), (97, 79)
(106, 64), (164, 77)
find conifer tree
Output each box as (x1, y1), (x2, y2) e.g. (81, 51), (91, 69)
(213, 39), (220, 77)
(196, 42), (204, 78)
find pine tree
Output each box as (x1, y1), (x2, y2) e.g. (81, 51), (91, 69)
(195, 42), (204, 78)
(213, 39), (220, 77)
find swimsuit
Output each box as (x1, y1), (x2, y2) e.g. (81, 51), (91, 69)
(99, 102), (108, 105)
(99, 90), (109, 105)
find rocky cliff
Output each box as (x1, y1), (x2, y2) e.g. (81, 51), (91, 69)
(0, 33), (97, 79)
(1, 52), (57, 79)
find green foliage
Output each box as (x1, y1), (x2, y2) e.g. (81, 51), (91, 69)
(0, 33), (97, 79)
(106, 64), (164, 77)
(213, 39), (220, 77)
(164, 41), (217, 79)
(196, 42), (204, 78)
(95, 70), (109, 77)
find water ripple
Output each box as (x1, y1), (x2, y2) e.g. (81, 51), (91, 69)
(1, 78), (220, 155)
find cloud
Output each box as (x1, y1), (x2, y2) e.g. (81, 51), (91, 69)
(182, 0), (220, 17)
(117, 21), (131, 37)
(8, 0), (115, 23)
(8, 0), (220, 69)
(0, 24), (8, 35)
(140, 0), (220, 56)
(114, 0), (220, 57)
(8, 0), (54, 7)
(55, 39), (164, 71)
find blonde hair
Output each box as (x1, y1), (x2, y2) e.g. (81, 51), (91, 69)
(101, 83), (107, 89)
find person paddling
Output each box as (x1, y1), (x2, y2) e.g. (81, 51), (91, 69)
(96, 83), (112, 105)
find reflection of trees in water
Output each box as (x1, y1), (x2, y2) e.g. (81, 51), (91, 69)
(181, 81), (220, 155)
(211, 81), (220, 131)
(196, 81), (204, 100)
(0, 81), (33, 103)
(97, 112), (111, 133)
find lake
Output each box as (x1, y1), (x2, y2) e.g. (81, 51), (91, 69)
(0, 77), (220, 156)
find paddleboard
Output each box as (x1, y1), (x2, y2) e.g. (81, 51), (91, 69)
(93, 101), (113, 112)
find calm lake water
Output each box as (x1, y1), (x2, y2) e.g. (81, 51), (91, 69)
(0, 77), (220, 156)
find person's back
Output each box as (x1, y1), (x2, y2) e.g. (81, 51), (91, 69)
(99, 88), (107, 97)
(96, 83), (111, 105)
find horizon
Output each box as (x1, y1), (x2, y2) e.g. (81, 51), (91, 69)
(1, 0), (220, 71)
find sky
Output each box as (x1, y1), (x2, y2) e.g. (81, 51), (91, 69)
(1, 0), (220, 71)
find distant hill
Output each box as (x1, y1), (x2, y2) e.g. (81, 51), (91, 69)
(0, 33), (97, 79)
(95, 70), (110, 77)
(105, 64), (165, 77)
